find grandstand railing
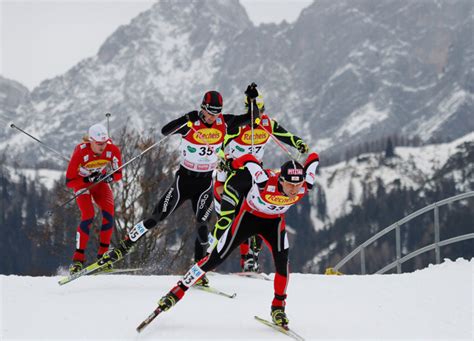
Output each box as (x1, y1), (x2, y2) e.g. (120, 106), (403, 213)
(332, 191), (474, 274)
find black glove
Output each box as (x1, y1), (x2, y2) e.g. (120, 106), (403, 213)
(295, 139), (309, 154)
(245, 82), (259, 100)
(96, 173), (114, 183)
(83, 171), (101, 183)
(84, 172), (113, 183)
(217, 158), (235, 173)
(185, 111), (200, 122)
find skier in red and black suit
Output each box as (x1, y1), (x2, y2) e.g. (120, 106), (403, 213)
(213, 84), (309, 272)
(99, 89), (258, 286)
(155, 152), (320, 327)
(66, 123), (122, 274)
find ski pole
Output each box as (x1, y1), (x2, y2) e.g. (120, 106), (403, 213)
(10, 123), (70, 162)
(250, 101), (255, 155)
(105, 112), (111, 137)
(253, 118), (302, 161)
(47, 121), (188, 216)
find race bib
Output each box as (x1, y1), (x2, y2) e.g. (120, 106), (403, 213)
(128, 221), (148, 242)
(182, 264), (205, 287)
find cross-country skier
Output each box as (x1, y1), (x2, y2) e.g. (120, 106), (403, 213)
(156, 152), (320, 327)
(66, 123), (123, 274)
(98, 89), (257, 286)
(213, 84), (309, 273)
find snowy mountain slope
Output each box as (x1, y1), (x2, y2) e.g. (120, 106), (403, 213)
(0, 0), (253, 164)
(1, 0), (472, 166)
(1, 259), (472, 340)
(311, 132), (474, 228)
(0, 76), (29, 130)
(4, 165), (63, 190)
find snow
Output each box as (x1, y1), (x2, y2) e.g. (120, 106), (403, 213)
(7, 166), (63, 190)
(315, 132), (474, 225)
(1, 258), (472, 340)
(415, 86), (471, 140)
(336, 102), (390, 138)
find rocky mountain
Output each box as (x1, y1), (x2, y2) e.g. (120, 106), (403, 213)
(0, 76), (29, 129)
(1, 0), (473, 166)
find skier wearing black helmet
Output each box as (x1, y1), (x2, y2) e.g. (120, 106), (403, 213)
(155, 152), (320, 328)
(213, 83), (309, 273)
(98, 89), (257, 287)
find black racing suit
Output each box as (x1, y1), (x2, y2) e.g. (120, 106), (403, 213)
(141, 110), (251, 261)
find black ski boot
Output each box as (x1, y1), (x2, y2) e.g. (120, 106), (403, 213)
(99, 237), (135, 266)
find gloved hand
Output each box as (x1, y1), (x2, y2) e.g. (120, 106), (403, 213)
(245, 82), (259, 100)
(185, 111), (200, 122)
(96, 173), (114, 183)
(217, 158), (235, 173)
(83, 171), (101, 183)
(295, 139), (309, 154)
(84, 172), (113, 183)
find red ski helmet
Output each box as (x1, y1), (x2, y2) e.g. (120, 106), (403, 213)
(201, 90), (223, 115)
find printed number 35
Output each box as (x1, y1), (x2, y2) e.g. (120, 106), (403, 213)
(199, 147), (213, 156)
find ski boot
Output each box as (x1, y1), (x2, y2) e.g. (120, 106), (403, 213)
(96, 254), (114, 273)
(158, 291), (179, 311)
(271, 306), (289, 327)
(242, 250), (260, 272)
(69, 261), (84, 275)
(98, 237), (135, 266)
(195, 274), (210, 287)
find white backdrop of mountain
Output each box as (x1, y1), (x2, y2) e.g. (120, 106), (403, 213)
(1, 0), (473, 166)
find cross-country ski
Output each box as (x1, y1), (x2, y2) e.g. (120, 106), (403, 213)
(3, 2), (473, 341)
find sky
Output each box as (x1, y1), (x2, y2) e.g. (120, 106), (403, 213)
(0, 0), (313, 90)
(1, 258), (472, 339)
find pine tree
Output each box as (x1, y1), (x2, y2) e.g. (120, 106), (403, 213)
(385, 137), (395, 158)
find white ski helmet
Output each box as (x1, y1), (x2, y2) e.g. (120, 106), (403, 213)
(88, 123), (109, 143)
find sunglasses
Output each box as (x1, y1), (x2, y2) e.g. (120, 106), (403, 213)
(202, 106), (221, 116)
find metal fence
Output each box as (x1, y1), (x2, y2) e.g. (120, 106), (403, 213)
(333, 191), (474, 274)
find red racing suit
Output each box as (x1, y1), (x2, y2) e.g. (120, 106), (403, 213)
(165, 153), (320, 311)
(65, 141), (122, 262)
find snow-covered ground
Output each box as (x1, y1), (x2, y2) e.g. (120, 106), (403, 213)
(1, 259), (472, 340)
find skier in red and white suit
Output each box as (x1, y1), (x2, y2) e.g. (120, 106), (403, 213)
(156, 152), (320, 327)
(65, 123), (122, 274)
(213, 85), (309, 272)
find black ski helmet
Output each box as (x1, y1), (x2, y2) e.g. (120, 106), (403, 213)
(201, 90), (223, 115)
(279, 160), (305, 183)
